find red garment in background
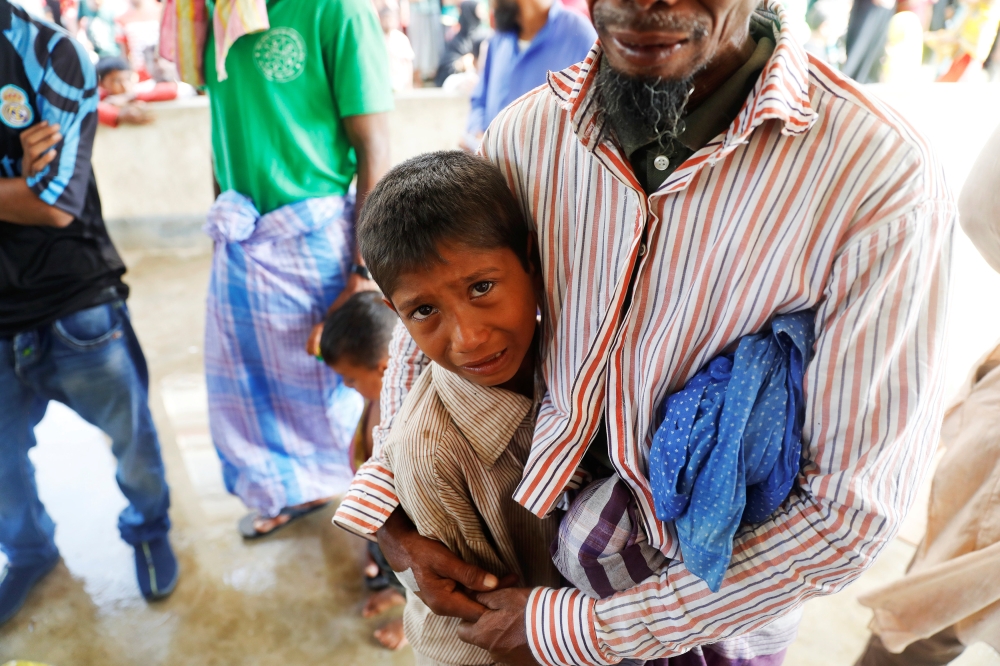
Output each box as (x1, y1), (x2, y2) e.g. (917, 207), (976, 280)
(97, 81), (178, 126)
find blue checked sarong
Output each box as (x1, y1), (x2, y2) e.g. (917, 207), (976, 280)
(204, 191), (364, 518)
(649, 310), (815, 591)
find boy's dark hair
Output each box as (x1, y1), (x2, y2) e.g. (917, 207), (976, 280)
(357, 151), (530, 298)
(320, 291), (397, 368)
(96, 56), (130, 81)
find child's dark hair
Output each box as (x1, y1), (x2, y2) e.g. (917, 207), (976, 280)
(96, 56), (130, 81)
(357, 151), (530, 298)
(320, 291), (397, 368)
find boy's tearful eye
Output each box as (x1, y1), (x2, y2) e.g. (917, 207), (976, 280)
(471, 281), (494, 298)
(410, 304), (437, 321)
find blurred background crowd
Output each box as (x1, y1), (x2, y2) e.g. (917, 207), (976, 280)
(10, 0), (999, 120)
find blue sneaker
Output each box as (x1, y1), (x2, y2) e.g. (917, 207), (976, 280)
(133, 537), (178, 600)
(0, 556), (58, 626)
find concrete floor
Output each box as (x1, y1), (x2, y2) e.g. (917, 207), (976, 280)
(4, 93), (1000, 665)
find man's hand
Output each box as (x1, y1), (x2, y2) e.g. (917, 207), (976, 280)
(306, 271), (380, 357)
(19, 121), (61, 179)
(376, 507), (509, 623)
(457, 587), (539, 666)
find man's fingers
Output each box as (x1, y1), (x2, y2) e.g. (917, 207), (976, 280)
(23, 123), (61, 148)
(455, 618), (482, 646)
(441, 558), (499, 593)
(24, 131), (62, 162)
(30, 149), (57, 174)
(494, 573), (519, 590)
(428, 592), (488, 624)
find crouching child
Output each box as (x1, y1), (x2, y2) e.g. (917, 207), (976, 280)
(334, 151), (560, 665)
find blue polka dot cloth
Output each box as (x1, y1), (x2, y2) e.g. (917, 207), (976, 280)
(649, 310), (815, 592)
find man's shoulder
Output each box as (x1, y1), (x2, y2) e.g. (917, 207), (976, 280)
(4, 5), (92, 89)
(804, 55), (946, 199)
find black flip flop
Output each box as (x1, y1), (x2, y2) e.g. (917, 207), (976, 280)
(238, 501), (332, 539)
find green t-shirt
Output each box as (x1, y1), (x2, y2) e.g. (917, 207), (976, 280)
(205, 0), (394, 214)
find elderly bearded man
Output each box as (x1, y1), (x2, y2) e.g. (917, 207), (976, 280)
(334, 0), (955, 662)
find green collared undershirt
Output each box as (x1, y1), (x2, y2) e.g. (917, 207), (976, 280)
(608, 17), (778, 195)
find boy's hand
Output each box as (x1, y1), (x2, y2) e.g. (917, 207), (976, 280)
(377, 506), (510, 623)
(18, 121), (62, 179)
(457, 588), (539, 666)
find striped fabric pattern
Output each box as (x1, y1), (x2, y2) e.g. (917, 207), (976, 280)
(205, 190), (363, 519)
(3, 4), (98, 208)
(159, 0), (268, 85)
(385, 363), (560, 665)
(336, 2), (954, 663)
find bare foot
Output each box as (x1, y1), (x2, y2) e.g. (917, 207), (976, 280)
(252, 497), (333, 535)
(363, 587), (406, 618)
(364, 552), (380, 579)
(374, 617), (408, 650)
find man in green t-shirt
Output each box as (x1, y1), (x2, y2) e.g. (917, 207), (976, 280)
(202, 0), (393, 540)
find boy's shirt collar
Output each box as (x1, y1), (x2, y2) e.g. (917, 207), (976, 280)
(430, 363), (534, 470)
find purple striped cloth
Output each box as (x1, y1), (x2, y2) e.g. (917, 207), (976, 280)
(204, 190), (364, 518)
(553, 476), (801, 665)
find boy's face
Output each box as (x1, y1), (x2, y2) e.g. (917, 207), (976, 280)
(329, 357), (388, 403)
(101, 70), (134, 96)
(387, 243), (539, 389)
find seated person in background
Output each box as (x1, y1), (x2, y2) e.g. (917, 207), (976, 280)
(95, 56), (192, 127)
(376, 0), (415, 92)
(320, 291), (409, 651)
(334, 151), (561, 665)
(434, 0), (490, 90)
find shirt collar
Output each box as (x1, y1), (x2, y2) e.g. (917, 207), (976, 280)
(430, 363), (535, 469)
(546, 0), (817, 160)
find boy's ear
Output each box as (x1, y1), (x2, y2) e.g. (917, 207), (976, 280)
(382, 297), (398, 314)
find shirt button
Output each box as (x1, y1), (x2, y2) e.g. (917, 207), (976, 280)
(638, 243), (647, 257)
(653, 155), (670, 171)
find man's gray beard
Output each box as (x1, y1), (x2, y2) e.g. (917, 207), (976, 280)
(595, 60), (694, 148)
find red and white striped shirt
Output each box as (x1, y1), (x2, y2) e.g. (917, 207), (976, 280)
(334, 3), (955, 662)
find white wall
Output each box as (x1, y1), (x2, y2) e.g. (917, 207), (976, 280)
(92, 88), (472, 247)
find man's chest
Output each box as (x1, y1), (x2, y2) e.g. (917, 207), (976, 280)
(529, 123), (849, 413)
(0, 37), (35, 176)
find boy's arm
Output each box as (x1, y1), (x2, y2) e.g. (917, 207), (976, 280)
(334, 322), (427, 538)
(2, 36), (95, 228)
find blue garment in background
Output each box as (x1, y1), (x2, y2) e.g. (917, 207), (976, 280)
(649, 311), (815, 592)
(467, 1), (595, 134)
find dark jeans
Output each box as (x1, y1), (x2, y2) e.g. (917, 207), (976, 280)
(0, 300), (171, 567)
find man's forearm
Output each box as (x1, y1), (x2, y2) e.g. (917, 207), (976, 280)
(0, 178), (73, 227)
(343, 111), (392, 264)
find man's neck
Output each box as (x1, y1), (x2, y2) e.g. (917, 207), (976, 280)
(687, 32), (757, 111)
(517, 0), (552, 42)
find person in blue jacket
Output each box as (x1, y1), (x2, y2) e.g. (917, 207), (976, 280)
(462, 0), (595, 150)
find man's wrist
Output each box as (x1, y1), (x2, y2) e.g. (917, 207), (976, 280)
(525, 587), (617, 666)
